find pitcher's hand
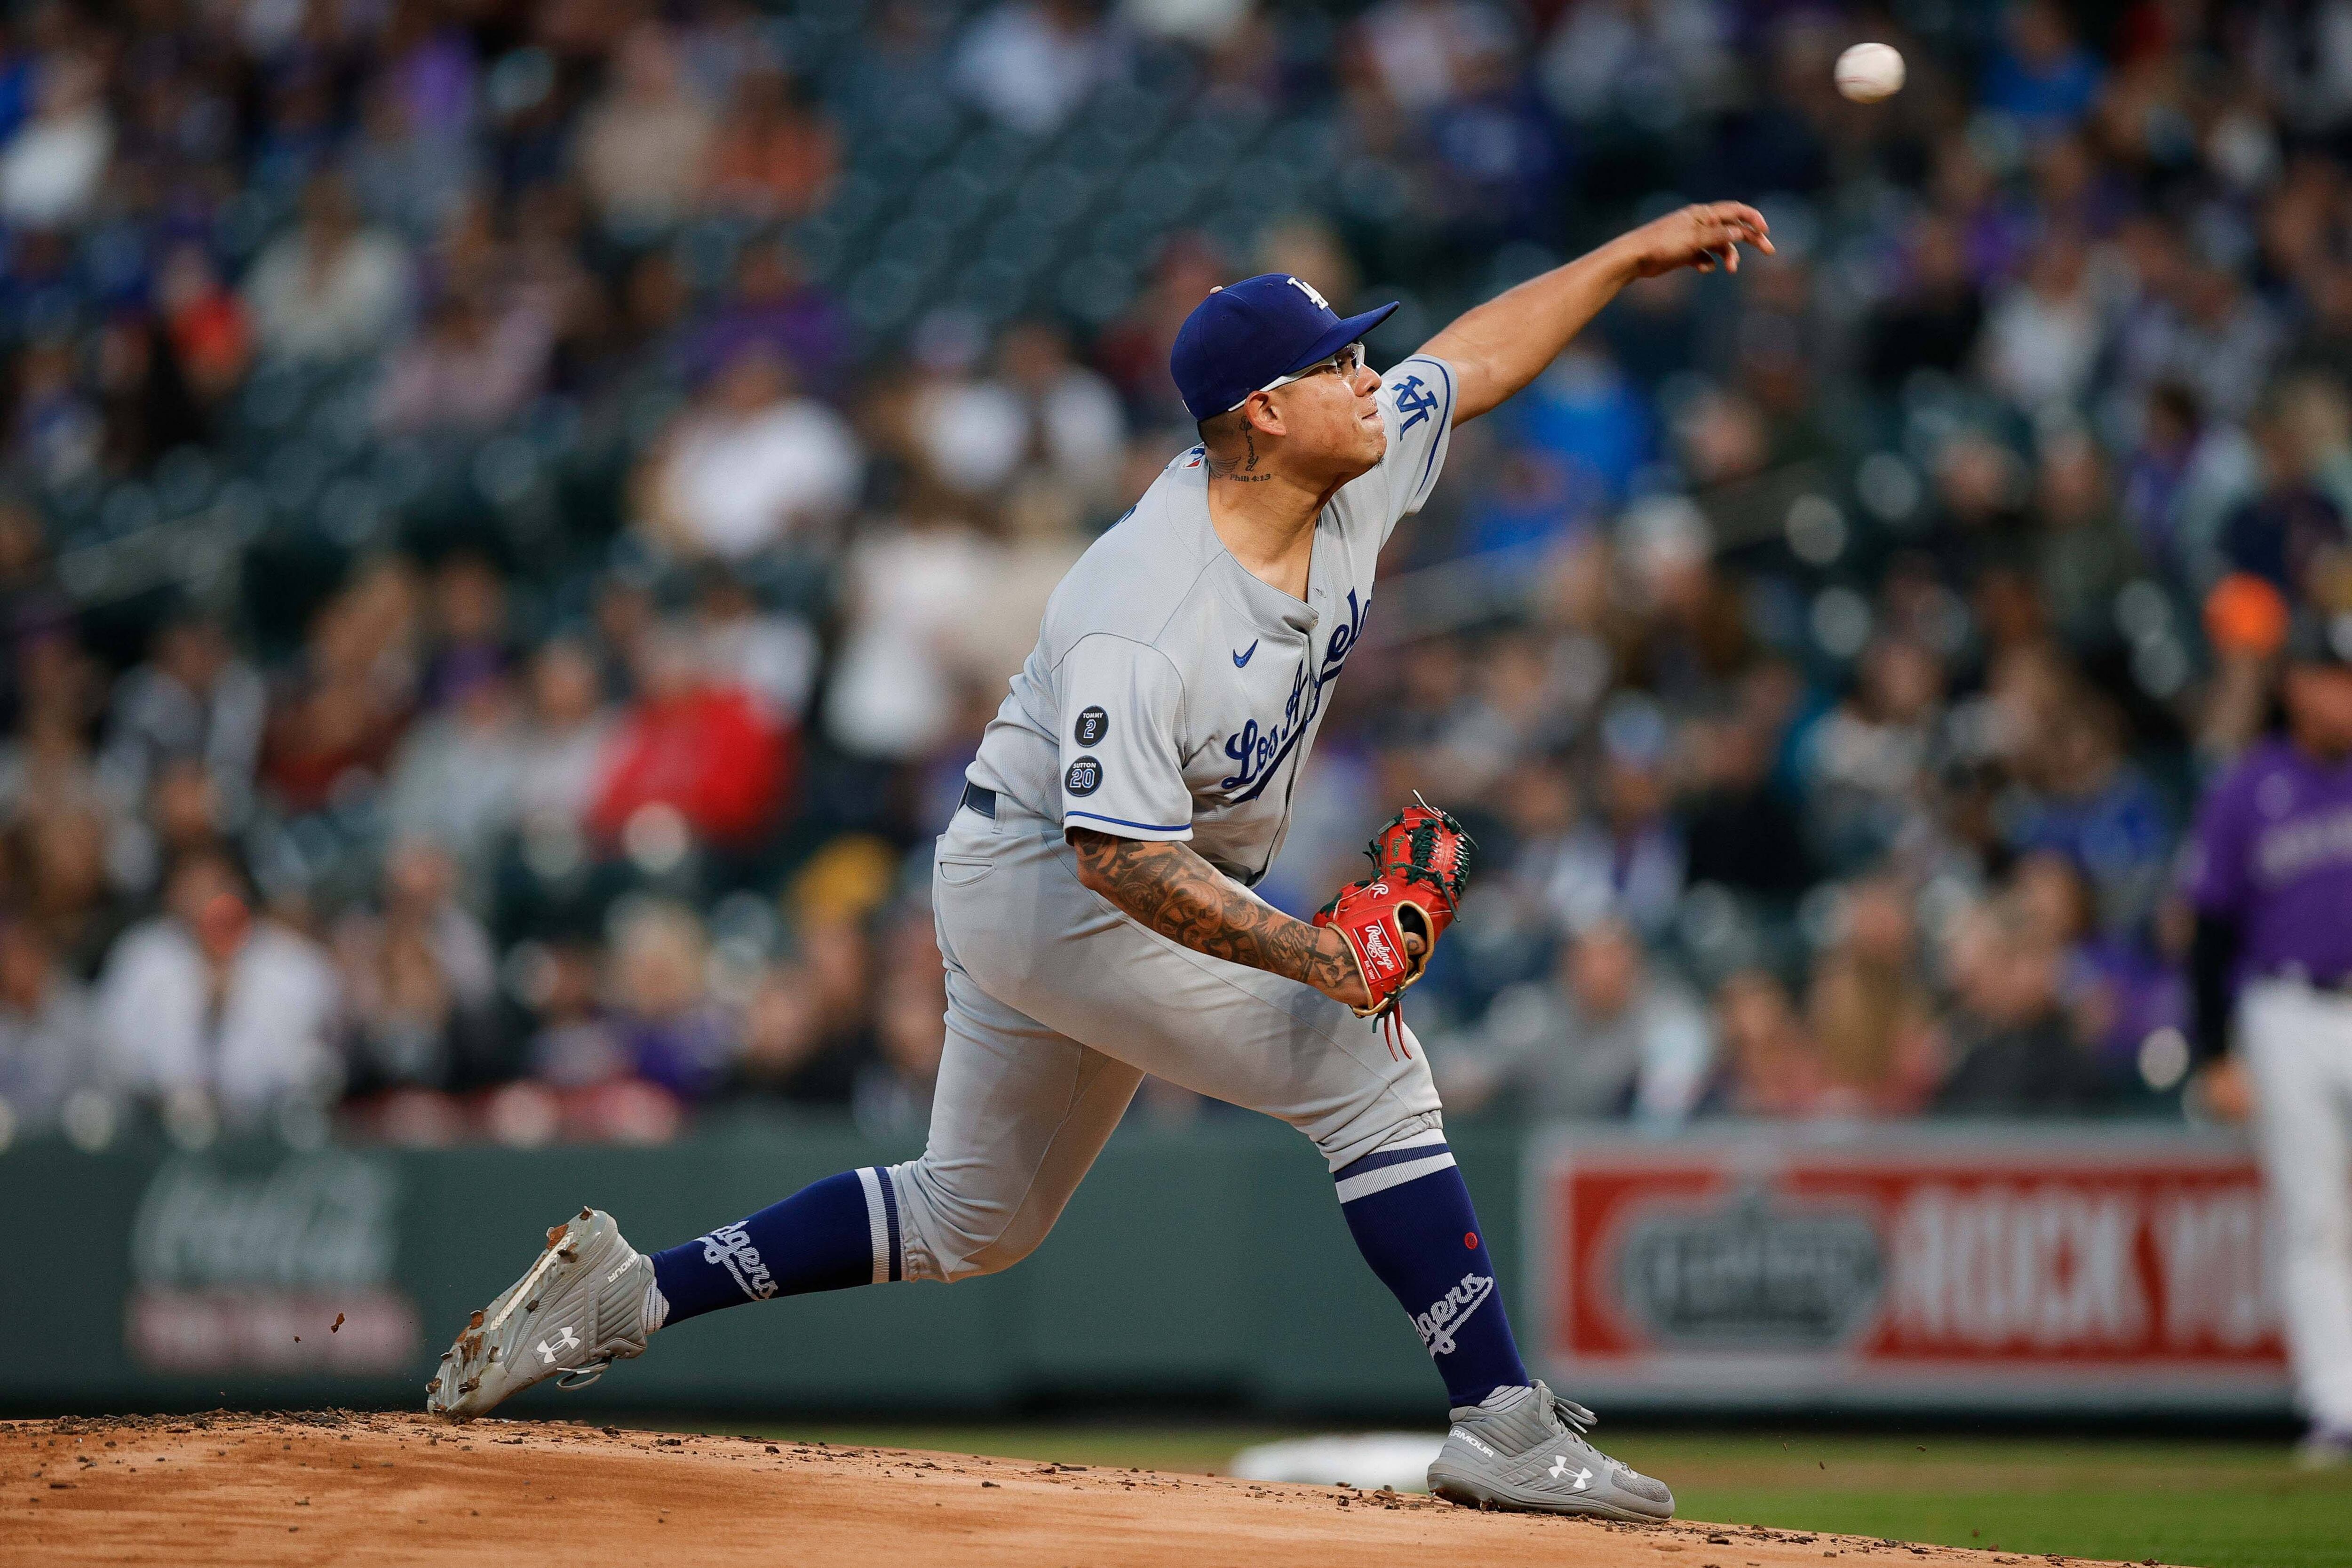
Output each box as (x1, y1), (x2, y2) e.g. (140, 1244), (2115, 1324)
(1309, 926), (1423, 1011)
(1617, 202), (1774, 277)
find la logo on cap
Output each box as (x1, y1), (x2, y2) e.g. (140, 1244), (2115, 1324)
(1286, 276), (1330, 310)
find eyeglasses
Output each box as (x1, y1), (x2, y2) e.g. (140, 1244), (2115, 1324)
(1226, 342), (1367, 412)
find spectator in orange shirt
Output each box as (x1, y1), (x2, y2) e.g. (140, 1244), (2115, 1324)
(702, 65), (838, 223)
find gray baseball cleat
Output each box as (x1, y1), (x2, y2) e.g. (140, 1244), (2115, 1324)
(425, 1207), (660, 1422)
(1427, 1381), (1675, 1519)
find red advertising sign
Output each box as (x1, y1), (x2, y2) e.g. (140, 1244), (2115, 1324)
(1528, 1129), (2290, 1410)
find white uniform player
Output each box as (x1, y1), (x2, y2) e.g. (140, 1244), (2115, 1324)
(2189, 613), (2352, 1466)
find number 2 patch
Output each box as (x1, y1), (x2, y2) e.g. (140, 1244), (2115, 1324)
(1074, 705), (1109, 746)
(1065, 756), (1103, 796)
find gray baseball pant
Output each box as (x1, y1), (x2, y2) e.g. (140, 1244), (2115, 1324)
(880, 795), (1444, 1284)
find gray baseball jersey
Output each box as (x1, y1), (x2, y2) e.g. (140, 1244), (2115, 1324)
(965, 352), (1459, 884)
(877, 355), (1464, 1286)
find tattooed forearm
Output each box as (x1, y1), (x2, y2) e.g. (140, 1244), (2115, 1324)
(1069, 828), (1359, 998)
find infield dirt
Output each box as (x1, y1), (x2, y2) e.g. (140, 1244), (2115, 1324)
(1, 1412), (2179, 1567)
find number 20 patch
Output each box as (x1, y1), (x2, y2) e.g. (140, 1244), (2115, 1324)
(1065, 756), (1103, 796)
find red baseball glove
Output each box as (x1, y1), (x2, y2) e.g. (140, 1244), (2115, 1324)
(1313, 796), (1476, 1019)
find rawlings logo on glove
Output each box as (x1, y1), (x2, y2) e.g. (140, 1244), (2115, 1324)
(1313, 795), (1475, 1019)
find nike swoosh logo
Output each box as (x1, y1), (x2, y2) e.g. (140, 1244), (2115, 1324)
(1232, 641), (1257, 667)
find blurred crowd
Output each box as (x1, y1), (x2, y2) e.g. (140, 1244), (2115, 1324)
(0, 0), (2346, 1150)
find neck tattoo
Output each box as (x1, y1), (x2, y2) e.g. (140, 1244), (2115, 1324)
(1211, 426), (1273, 483)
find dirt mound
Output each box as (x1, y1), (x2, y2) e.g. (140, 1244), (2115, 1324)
(1, 1413), (2167, 1568)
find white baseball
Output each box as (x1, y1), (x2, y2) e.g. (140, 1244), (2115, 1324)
(1835, 41), (1905, 103)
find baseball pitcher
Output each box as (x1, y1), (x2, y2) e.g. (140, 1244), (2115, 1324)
(2187, 611), (2352, 1467)
(427, 202), (1772, 1513)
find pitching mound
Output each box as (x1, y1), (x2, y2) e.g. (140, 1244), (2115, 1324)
(4, 1412), (2168, 1568)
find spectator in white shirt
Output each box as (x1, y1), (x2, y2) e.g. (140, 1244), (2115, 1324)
(823, 507), (1003, 762)
(914, 318), (1127, 504)
(97, 849), (339, 1124)
(1361, 0), (1518, 112)
(573, 23), (716, 232)
(242, 174), (413, 364)
(640, 346), (862, 560)
(0, 53), (111, 230)
(690, 565), (820, 723)
(952, 0), (1123, 135)
(1980, 234), (2112, 415)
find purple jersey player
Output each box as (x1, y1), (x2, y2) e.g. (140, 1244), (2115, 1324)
(2187, 609), (2352, 1467)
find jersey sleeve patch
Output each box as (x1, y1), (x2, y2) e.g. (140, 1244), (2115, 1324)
(1055, 634), (1193, 841)
(1375, 354), (1457, 535)
(1391, 370), (1442, 434)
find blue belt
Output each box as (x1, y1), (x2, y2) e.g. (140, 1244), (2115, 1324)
(959, 782), (996, 820)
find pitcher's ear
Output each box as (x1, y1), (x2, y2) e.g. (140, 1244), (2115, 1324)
(1243, 391), (1288, 439)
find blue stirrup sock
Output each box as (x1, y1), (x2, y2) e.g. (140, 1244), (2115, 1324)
(647, 1167), (903, 1329)
(1334, 1130), (1531, 1408)
(643, 1140), (1531, 1414)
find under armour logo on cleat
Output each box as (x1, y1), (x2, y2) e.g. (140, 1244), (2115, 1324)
(536, 1326), (581, 1365)
(1547, 1456), (1591, 1490)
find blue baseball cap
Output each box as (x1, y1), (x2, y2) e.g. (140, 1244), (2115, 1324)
(1169, 274), (1398, 422)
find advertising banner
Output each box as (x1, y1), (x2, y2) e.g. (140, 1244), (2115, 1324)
(122, 1150), (419, 1376)
(1527, 1128), (2291, 1412)
(0, 1118), (1485, 1413)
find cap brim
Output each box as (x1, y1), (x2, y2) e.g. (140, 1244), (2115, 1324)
(1274, 302), (1399, 380)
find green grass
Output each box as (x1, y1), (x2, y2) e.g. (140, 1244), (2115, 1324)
(659, 1421), (2352, 1568)
(1617, 1433), (2352, 1568)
